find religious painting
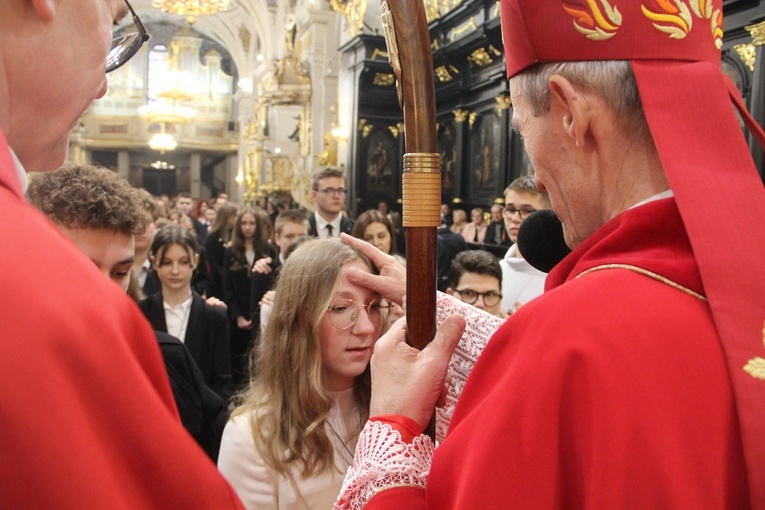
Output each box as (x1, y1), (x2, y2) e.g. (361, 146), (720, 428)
(469, 110), (501, 196)
(364, 128), (398, 194)
(437, 121), (457, 194)
(513, 132), (533, 178)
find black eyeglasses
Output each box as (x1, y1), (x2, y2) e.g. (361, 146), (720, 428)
(106, 0), (150, 73)
(453, 288), (502, 307)
(316, 187), (347, 197)
(503, 205), (537, 220)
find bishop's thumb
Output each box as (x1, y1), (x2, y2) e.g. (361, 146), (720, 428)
(426, 314), (465, 361)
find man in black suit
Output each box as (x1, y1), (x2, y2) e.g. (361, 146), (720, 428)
(440, 202), (453, 227)
(484, 203), (512, 248)
(308, 166), (354, 238)
(174, 191), (208, 244)
(27, 164), (228, 461)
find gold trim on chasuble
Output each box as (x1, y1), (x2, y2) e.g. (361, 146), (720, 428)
(743, 323), (765, 380)
(575, 263), (706, 300)
(576, 264), (765, 380)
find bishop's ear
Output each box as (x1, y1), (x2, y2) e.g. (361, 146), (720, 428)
(548, 74), (590, 149)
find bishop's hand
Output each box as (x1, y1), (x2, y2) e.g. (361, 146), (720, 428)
(340, 233), (406, 306)
(369, 314), (465, 431)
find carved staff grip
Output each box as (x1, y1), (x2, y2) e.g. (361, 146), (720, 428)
(380, 0), (440, 353)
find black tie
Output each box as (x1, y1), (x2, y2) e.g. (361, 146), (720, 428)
(326, 224), (334, 238)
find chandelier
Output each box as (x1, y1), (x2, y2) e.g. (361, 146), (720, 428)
(138, 101), (196, 125)
(149, 125), (178, 153)
(152, 0), (229, 24)
(139, 99), (194, 152)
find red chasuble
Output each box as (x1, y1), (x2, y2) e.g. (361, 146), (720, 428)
(0, 132), (243, 508)
(369, 198), (749, 509)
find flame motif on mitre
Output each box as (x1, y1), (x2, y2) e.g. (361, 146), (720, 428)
(688, 0), (712, 18)
(562, 0), (623, 41)
(641, 0), (694, 39)
(710, 8), (723, 49)
(688, 0), (723, 49)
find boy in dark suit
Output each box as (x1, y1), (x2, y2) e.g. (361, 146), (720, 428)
(249, 209), (310, 332)
(27, 163), (228, 461)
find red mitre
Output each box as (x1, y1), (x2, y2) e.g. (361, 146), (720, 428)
(500, 0), (765, 507)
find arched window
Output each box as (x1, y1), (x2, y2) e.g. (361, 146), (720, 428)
(147, 44), (170, 102)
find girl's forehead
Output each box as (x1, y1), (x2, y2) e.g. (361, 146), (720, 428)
(160, 243), (194, 257)
(332, 259), (374, 294)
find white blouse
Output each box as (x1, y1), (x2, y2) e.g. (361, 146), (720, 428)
(218, 388), (361, 509)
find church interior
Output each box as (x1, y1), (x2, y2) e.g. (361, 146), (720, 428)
(81, 0), (765, 215)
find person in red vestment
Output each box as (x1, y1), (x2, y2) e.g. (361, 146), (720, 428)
(0, 0), (242, 507)
(334, 1), (765, 509)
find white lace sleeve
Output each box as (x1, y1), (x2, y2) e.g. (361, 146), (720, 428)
(333, 420), (433, 510)
(333, 294), (502, 509)
(434, 292), (504, 443)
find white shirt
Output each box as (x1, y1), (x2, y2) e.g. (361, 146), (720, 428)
(314, 211), (341, 239)
(500, 243), (547, 314)
(631, 189), (674, 209)
(218, 388), (361, 509)
(163, 296), (193, 342)
(136, 258), (151, 289)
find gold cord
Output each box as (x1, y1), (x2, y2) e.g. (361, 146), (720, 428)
(574, 264), (707, 301)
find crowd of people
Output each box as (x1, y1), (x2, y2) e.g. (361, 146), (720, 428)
(20, 152), (541, 506)
(2, 0), (763, 508)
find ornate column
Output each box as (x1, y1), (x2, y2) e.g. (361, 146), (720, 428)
(117, 151), (131, 181)
(495, 93), (512, 200)
(745, 17), (765, 180)
(190, 153), (201, 197)
(451, 108), (469, 202)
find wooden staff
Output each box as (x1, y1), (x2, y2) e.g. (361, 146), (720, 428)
(380, 0), (439, 349)
(380, 0), (440, 438)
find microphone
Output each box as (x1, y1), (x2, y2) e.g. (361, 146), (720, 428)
(516, 210), (571, 273)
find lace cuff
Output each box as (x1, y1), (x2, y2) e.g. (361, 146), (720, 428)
(334, 420), (433, 510)
(434, 293), (504, 443)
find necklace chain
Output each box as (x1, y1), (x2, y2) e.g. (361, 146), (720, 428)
(326, 419), (355, 465)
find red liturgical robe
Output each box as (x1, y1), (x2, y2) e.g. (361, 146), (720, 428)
(369, 198), (750, 509)
(0, 131), (243, 508)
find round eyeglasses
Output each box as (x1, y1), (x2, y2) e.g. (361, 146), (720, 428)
(453, 288), (502, 307)
(106, 0), (150, 73)
(326, 298), (391, 330)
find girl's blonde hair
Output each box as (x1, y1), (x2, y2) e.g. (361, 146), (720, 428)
(231, 239), (374, 477)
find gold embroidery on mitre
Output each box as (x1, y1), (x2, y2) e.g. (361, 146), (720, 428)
(743, 321), (765, 380)
(641, 0), (693, 40)
(562, 0), (622, 41)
